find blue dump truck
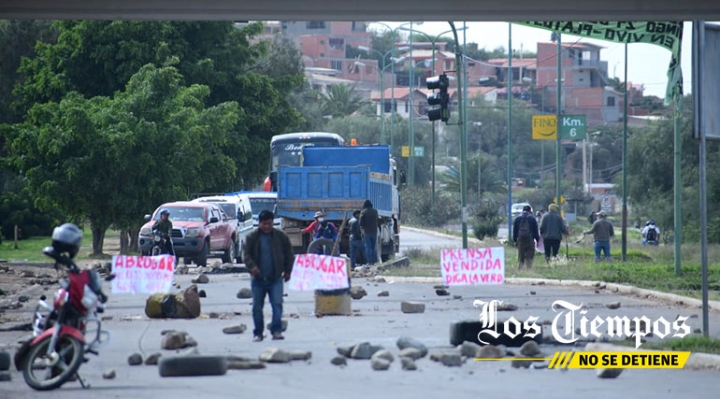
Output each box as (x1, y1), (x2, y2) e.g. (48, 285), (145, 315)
(276, 145), (402, 261)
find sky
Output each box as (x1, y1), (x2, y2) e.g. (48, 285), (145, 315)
(373, 21), (696, 99)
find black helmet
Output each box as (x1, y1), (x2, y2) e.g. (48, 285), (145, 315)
(52, 223), (83, 258)
(649, 219), (655, 225)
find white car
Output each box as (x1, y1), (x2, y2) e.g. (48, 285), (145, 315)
(244, 192), (282, 227)
(191, 195), (254, 263)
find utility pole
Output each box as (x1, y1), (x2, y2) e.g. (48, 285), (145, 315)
(450, 22), (468, 249)
(555, 33), (562, 212)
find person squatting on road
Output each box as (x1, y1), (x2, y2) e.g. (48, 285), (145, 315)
(360, 199), (379, 265)
(243, 210), (294, 342)
(539, 203), (569, 262)
(582, 210), (615, 262)
(513, 205), (540, 269)
(348, 209), (365, 269)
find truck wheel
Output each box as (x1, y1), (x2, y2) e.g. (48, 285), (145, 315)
(307, 238), (335, 255)
(158, 355), (228, 377)
(196, 241), (209, 267)
(221, 240), (235, 264)
(381, 254), (391, 263)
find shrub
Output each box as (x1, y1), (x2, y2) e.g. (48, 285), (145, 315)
(471, 198), (504, 240)
(400, 186), (460, 227)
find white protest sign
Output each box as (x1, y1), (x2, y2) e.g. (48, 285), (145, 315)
(288, 254), (349, 291)
(440, 247), (505, 286)
(111, 255), (175, 294)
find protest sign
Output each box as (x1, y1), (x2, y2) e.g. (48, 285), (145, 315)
(111, 255), (175, 294)
(440, 247), (505, 286)
(288, 254), (349, 291)
(516, 21), (683, 104)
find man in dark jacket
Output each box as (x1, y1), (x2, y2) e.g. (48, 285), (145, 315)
(244, 210), (295, 341)
(539, 203), (568, 262)
(359, 199), (379, 265)
(513, 205), (540, 269)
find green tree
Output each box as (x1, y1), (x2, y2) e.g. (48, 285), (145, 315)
(321, 84), (367, 119)
(13, 21), (303, 190)
(10, 65), (239, 255)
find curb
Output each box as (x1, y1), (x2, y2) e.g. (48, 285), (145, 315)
(401, 226), (484, 245)
(584, 342), (720, 371)
(382, 276), (720, 311)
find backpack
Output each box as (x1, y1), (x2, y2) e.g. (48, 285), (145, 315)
(646, 227), (657, 242)
(517, 216), (532, 240)
(321, 223), (336, 239)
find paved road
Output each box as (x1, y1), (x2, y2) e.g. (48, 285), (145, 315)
(2, 269), (720, 398)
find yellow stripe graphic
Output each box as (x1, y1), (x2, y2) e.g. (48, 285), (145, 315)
(554, 352), (567, 369)
(548, 352), (560, 369)
(562, 352), (575, 369)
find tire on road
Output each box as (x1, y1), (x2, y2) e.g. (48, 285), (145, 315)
(307, 238), (336, 256)
(158, 355), (228, 377)
(196, 241), (209, 267)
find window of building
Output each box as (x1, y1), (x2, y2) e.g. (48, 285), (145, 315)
(306, 21), (326, 29)
(607, 96), (616, 106)
(329, 38), (344, 50)
(331, 60), (343, 71)
(404, 102), (409, 113)
(351, 22), (365, 31)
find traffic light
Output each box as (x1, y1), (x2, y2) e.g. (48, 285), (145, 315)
(426, 74), (450, 123)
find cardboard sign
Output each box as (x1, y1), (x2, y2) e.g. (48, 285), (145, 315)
(111, 255), (175, 294)
(288, 254), (349, 291)
(440, 248), (505, 286)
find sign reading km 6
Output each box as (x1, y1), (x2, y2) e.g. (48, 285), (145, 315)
(532, 115), (586, 140)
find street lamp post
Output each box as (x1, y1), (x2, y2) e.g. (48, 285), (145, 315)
(370, 22), (413, 154)
(358, 46), (409, 146)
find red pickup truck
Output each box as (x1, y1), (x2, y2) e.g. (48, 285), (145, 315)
(139, 201), (238, 267)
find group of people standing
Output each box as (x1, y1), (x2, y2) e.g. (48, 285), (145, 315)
(301, 199), (380, 269)
(513, 203), (618, 268)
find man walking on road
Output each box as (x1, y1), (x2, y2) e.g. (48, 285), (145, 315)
(244, 210), (295, 341)
(582, 210), (615, 262)
(360, 199), (379, 265)
(513, 205), (539, 269)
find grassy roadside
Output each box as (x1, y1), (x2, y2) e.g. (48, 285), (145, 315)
(394, 226), (720, 301)
(0, 229), (121, 263)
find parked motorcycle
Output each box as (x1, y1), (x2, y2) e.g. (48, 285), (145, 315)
(14, 223), (113, 391)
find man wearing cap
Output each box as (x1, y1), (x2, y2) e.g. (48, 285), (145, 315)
(582, 211), (615, 262)
(152, 208), (174, 257)
(302, 211), (325, 238)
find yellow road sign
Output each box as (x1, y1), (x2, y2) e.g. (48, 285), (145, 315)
(553, 196), (566, 205)
(401, 146), (410, 157)
(532, 115), (557, 140)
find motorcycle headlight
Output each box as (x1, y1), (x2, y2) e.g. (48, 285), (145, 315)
(140, 227), (152, 235)
(185, 228), (200, 238)
(154, 235), (162, 242)
(81, 285), (99, 310)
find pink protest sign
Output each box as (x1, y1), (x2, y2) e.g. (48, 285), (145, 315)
(440, 247), (505, 286)
(111, 255), (175, 294)
(288, 254), (349, 291)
